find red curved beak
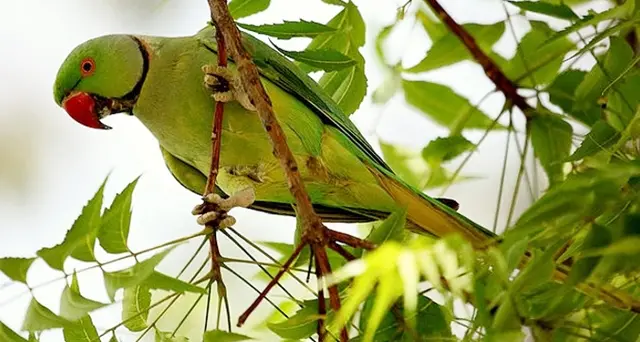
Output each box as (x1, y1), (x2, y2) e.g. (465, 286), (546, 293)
(61, 91), (111, 130)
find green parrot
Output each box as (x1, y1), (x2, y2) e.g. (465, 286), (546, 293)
(52, 25), (640, 312)
(53, 25), (495, 247)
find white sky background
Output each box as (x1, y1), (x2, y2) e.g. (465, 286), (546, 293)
(0, 0), (605, 341)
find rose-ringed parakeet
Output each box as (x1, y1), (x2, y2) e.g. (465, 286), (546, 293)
(52, 25), (640, 311)
(52, 25), (496, 246)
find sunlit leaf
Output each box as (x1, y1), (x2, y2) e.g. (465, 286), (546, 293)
(302, 2), (366, 115)
(547, 69), (600, 126)
(371, 72), (400, 104)
(421, 135), (474, 164)
(0, 321), (28, 342)
(575, 37), (634, 111)
(319, 65), (367, 115)
(203, 330), (253, 341)
(62, 315), (99, 342)
(375, 24), (395, 64)
(507, 1), (578, 20)
(366, 208), (407, 245)
(529, 113), (573, 185)
(99, 177), (139, 254)
(402, 80), (497, 130)
(545, 1), (635, 46)
(22, 299), (73, 332)
(122, 285), (150, 332)
(0, 257), (35, 284)
(503, 21), (575, 87)
(141, 271), (206, 294)
(155, 329), (190, 342)
(238, 21), (335, 39)
(60, 272), (108, 321)
(407, 22), (505, 73)
(567, 120), (620, 161)
(228, 0), (270, 19)
(267, 300), (320, 340)
(379, 142), (425, 188)
(273, 45), (356, 72)
(37, 178), (107, 270)
(416, 9), (447, 42)
(103, 248), (173, 301)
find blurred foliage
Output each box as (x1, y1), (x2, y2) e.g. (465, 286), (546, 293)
(4, 0), (640, 341)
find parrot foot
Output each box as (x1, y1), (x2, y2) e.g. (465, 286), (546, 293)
(192, 187), (256, 228)
(202, 64), (256, 111)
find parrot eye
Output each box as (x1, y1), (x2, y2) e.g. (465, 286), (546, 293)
(80, 58), (96, 77)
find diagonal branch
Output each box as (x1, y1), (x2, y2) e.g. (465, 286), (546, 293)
(423, 0), (534, 119)
(207, 0), (324, 233)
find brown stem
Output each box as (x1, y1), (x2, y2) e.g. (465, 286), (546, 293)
(315, 257), (326, 341)
(327, 229), (375, 250)
(207, 0), (323, 231)
(423, 0), (534, 118)
(328, 241), (356, 262)
(313, 245), (348, 342)
(237, 242), (306, 327)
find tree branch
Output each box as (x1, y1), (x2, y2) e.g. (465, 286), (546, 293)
(423, 0), (534, 118)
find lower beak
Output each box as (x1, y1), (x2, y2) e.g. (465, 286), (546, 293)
(61, 91), (111, 130)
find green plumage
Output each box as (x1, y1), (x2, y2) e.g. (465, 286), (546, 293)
(54, 26), (496, 246)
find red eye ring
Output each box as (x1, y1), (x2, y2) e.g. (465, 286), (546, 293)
(80, 58), (95, 77)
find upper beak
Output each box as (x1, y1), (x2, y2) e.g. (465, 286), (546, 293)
(61, 91), (112, 130)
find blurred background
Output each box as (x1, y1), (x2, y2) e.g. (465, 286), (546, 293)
(0, 0), (598, 340)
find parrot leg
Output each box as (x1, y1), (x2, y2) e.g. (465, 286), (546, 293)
(192, 187), (256, 228)
(202, 65), (256, 111)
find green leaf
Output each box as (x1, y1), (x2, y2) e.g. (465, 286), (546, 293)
(267, 300), (320, 340)
(273, 45), (356, 72)
(0, 257), (35, 284)
(60, 272), (108, 321)
(366, 209), (407, 245)
(567, 224), (612, 285)
(545, 1), (635, 47)
(122, 285), (150, 332)
(567, 120), (620, 161)
(584, 236), (640, 256)
(237, 21), (335, 39)
(357, 295), (451, 341)
(37, 179), (107, 270)
(547, 69), (601, 126)
(503, 21), (575, 87)
(416, 9), (447, 42)
(529, 114), (573, 185)
(375, 24), (395, 64)
(155, 330), (190, 342)
(318, 65), (367, 115)
(379, 142), (425, 188)
(301, 2), (366, 115)
(371, 73), (400, 104)
(103, 248), (173, 301)
(203, 330), (253, 341)
(62, 315), (99, 342)
(99, 177), (139, 254)
(228, 0), (270, 19)
(22, 298), (73, 332)
(141, 271), (206, 294)
(407, 22), (505, 73)
(0, 321), (28, 342)
(507, 1), (578, 20)
(422, 135), (474, 164)
(575, 37), (634, 111)
(108, 334), (118, 342)
(402, 80), (497, 130)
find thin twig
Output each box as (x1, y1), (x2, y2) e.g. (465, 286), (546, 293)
(423, 0), (534, 118)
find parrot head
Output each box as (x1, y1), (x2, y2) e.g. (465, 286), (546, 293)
(53, 35), (148, 129)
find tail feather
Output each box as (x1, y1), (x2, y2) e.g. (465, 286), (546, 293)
(370, 165), (496, 248)
(370, 164), (640, 312)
